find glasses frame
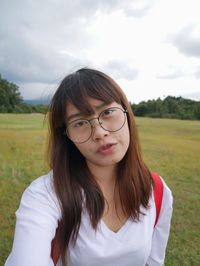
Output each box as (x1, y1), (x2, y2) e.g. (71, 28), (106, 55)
(65, 107), (128, 144)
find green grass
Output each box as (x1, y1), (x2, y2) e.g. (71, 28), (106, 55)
(0, 114), (200, 265)
(0, 114), (48, 264)
(137, 118), (200, 266)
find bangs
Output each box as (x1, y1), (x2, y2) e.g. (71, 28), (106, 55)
(65, 69), (123, 115)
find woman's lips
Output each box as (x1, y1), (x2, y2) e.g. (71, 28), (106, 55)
(97, 143), (116, 154)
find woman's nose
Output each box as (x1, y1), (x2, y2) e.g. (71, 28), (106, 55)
(91, 119), (109, 140)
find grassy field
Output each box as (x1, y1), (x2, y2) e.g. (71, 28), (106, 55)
(0, 114), (200, 265)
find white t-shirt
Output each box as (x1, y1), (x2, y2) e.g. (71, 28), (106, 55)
(5, 171), (173, 266)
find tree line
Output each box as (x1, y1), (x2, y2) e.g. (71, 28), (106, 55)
(131, 96), (200, 120)
(1, 74), (200, 119)
(0, 74), (47, 114)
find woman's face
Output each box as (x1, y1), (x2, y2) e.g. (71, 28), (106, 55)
(66, 97), (130, 172)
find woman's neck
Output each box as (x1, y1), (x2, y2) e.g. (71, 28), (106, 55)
(86, 161), (117, 188)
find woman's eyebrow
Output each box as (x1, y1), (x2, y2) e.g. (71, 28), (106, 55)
(93, 102), (108, 110)
(66, 112), (82, 122)
(66, 102), (109, 122)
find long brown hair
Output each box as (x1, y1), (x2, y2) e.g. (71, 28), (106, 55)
(48, 68), (153, 264)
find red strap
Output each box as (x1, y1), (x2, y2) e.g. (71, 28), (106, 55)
(151, 172), (163, 227)
(51, 222), (61, 265)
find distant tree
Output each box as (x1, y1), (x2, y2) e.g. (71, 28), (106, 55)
(0, 74), (23, 112)
(134, 102), (148, 116)
(193, 102), (200, 119)
(163, 96), (181, 114)
(131, 95), (200, 120)
(20, 104), (32, 113)
(146, 100), (156, 113)
(32, 105), (48, 114)
(154, 98), (165, 117)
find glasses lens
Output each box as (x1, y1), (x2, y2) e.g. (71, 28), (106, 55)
(67, 119), (91, 143)
(99, 107), (126, 132)
(66, 107), (126, 143)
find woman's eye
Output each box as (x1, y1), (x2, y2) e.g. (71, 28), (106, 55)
(74, 120), (88, 128)
(103, 108), (114, 116)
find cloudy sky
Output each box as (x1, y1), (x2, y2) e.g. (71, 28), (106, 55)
(0, 0), (200, 103)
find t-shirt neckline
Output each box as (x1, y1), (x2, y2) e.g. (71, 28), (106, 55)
(100, 217), (132, 239)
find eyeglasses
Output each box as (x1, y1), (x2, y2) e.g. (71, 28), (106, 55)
(66, 107), (128, 143)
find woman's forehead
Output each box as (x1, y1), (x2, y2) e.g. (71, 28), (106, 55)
(66, 98), (103, 114)
(65, 98), (121, 122)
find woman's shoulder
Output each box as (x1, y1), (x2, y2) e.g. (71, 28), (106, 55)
(23, 171), (54, 199)
(160, 176), (173, 201)
(17, 171), (61, 219)
(155, 175), (173, 220)
(26, 170), (54, 192)
(151, 173), (173, 205)
(5, 172), (61, 266)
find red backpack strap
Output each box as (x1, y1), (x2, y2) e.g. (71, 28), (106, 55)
(151, 172), (164, 227)
(51, 221), (61, 265)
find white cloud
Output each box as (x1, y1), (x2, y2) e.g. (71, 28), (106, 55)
(0, 0), (200, 102)
(194, 66), (200, 79)
(102, 60), (139, 80)
(157, 65), (185, 80)
(169, 24), (200, 58)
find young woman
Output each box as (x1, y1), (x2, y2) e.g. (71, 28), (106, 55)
(5, 68), (173, 266)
